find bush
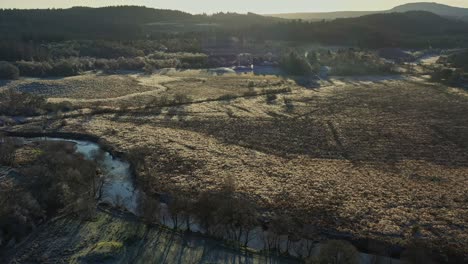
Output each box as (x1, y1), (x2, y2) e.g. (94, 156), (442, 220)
(16, 61), (52, 77)
(283, 97), (294, 112)
(49, 59), (81, 76)
(218, 94), (236, 101)
(0, 90), (47, 116)
(447, 50), (468, 71)
(315, 240), (359, 264)
(138, 193), (160, 223)
(179, 53), (208, 68)
(280, 51), (315, 76)
(116, 57), (146, 71)
(266, 93), (277, 104)
(173, 94), (192, 104)
(430, 68), (465, 86)
(44, 101), (74, 113)
(0, 61), (19, 80)
(0, 136), (16, 165)
(310, 49), (395, 76)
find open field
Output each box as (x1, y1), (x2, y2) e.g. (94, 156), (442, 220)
(4, 72), (468, 259)
(2, 71), (294, 109)
(3, 74), (157, 99)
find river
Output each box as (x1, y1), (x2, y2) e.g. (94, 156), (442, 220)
(11, 135), (400, 264)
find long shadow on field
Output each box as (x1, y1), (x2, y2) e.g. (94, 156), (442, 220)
(157, 116), (468, 166)
(2, 209), (299, 264)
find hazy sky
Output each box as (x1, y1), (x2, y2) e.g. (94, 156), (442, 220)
(1, 0), (468, 14)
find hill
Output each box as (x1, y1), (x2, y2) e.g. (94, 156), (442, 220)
(0, 6), (193, 40)
(0, 6), (467, 49)
(267, 10), (376, 21)
(391, 2), (468, 19)
(251, 11), (468, 48)
(0, 6), (281, 40)
(268, 2), (468, 21)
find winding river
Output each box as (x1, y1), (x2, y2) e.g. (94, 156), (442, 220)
(12, 135), (399, 264)
(22, 137), (141, 214)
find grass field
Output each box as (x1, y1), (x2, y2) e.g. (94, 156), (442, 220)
(5, 71), (468, 258)
(3, 70), (294, 109)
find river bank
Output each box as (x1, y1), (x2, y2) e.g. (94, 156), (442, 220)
(3, 207), (298, 264)
(1, 132), (302, 263)
(1, 131), (404, 263)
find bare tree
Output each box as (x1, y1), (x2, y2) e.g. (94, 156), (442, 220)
(0, 135), (16, 166)
(138, 193), (160, 224)
(168, 193), (193, 231)
(315, 240), (359, 264)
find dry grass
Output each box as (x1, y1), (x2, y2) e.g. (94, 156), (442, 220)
(2, 71), (293, 110)
(4, 74), (156, 100)
(163, 73), (290, 101)
(8, 74), (468, 257)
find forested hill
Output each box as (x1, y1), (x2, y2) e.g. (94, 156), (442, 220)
(1, 6), (467, 48)
(390, 2), (468, 19)
(332, 10), (467, 36)
(0, 6), (280, 40)
(0, 6), (193, 25)
(248, 11), (468, 48)
(269, 2), (468, 21)
(0, 6), (193, 40)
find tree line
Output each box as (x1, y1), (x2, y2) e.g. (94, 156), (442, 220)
(2, 6), (467, 49)
(243, 11), (468, 48)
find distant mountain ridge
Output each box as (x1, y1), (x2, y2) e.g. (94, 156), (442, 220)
(390, 2), (468, 19)
(268, 2), (468, 21)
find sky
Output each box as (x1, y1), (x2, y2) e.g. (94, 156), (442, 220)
(1, 0), (468, 14)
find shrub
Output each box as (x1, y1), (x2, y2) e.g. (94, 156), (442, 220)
(45, 101), (74, 113)
(283, 97), (294, 112)
(315, 240), (359, 264)
(49, 59), (80, 76)
(16, 61), (52, 77)
(310, 49), (395, 76)
(116, 57), (145, 71)
(173, 94), (192, 104)
(430, 68), (465, 86)
(0, 90), (47, 116)
(0, 61), (19, 80)
(143, 64), (154, 74)
(266, 93), (277, 104)
(280, 51), (315, 76)
(218, 94), (236, 101)
(243, 86), (257, 97)
(147, 58), (180, 69)
(179, 53), (208, 68)
(0, 136), (16, 165)
(138, 193), (160, 223)
(447, 50), (468, 71)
